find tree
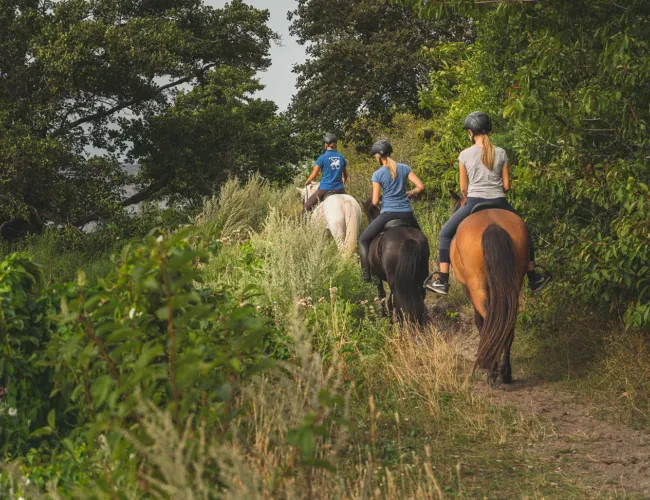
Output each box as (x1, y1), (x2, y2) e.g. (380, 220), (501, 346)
(0, 0), (289, 236)
(128, 67), (302, 205)
(403, 0), (650, 328)
(287, 0), (471, 140)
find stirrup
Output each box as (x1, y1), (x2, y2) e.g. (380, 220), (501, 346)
(534, 264), (552, 280)
(423, 271), (442, 289)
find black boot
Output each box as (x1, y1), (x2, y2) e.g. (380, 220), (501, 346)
(527, 265), (552, 294)
(358, 242), (372, 283)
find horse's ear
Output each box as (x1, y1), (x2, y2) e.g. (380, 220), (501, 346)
(449, 190), (461, 202)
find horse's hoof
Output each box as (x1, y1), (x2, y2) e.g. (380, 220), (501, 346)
(487, 372), (501, 388)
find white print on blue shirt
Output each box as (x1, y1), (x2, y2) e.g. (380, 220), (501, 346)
(329, 157), (342, 170)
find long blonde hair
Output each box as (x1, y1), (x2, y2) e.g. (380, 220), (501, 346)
(385, 157), (398, 179)
(481, 134), (495, 171)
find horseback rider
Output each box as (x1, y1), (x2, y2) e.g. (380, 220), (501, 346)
(303, 133), (349, 212)
(359, 140), (425, 282)
(424, 111), (552, 295)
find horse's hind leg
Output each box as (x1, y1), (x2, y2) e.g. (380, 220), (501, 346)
(474, 309), (484, 332)
(377, 280), (389, 317)
(388, 292), (396, 324)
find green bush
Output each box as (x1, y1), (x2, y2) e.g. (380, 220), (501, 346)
(0, 254), (59, 457)
(1, 229), (302, 495)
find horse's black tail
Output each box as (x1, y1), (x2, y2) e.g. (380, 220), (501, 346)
(393, 238), (429, 325)
(476, 224), (519, 372)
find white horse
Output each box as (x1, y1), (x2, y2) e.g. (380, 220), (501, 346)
(298, 182), (362, 256)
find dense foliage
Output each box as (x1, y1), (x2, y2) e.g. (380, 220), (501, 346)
(0, 0), (300, 237)
(288, 0), (471, 143)
(386, 0), (650, 328)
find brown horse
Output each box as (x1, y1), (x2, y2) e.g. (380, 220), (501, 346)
(362, 199), (430, 325)
(450, 193), (529, 385)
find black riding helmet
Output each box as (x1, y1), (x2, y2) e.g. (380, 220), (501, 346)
(323, 133), (338, 145)
(370, 140), (393, 157)
(463, 111), (492, 135)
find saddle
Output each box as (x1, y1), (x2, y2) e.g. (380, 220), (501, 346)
(382, 219), (417, 231)
(470, 201), (506, 215)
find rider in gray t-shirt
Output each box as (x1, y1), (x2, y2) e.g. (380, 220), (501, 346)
(424, 111), (552, 295)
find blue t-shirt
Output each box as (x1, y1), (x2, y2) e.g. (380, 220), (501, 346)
(372, 163), (413, 213)
(315, 150), (347, 190)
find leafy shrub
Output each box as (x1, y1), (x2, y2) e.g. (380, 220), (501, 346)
(0, 254), (59, 457)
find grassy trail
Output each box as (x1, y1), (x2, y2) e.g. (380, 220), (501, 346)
(426, 301), (650, 498)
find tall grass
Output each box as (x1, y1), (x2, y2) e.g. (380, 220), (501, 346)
(0, 230), (113, 284)
(116, 317), (545, 499)
(195, 175), (300, 242)
(201, 180), (375, 320)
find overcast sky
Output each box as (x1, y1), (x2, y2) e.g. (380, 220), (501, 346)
(207, 0), (306, 111)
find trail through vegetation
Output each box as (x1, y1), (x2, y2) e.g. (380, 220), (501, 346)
(432, 304), (650, 497)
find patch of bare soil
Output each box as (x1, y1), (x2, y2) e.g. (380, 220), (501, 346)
(429, 304), (650, 498)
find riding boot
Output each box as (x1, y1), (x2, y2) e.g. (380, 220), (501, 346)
(358, 242), (372, 283)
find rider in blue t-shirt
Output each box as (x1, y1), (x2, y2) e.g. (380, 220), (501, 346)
(304, 133), (348, 211)
(358, 140), (425, 282)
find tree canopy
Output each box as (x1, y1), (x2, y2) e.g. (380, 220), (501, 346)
(0, 0), (297, 236)
(287, 0), (471, 141)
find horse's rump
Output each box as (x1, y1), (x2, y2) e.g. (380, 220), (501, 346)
(317, 194), (361, 256)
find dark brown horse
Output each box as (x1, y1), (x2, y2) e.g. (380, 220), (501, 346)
(450, 193), (529, 385)
(362, 199), (430, 325)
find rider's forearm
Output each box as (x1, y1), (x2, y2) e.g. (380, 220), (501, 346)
(306, 166), (320, 184)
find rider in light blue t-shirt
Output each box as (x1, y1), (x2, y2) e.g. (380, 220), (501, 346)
(358, 140), (425, 282)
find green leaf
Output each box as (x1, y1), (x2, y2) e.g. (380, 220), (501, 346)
(47, 410), (56, 430)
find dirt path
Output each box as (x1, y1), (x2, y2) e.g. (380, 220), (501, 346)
(431, 305), (650, 498)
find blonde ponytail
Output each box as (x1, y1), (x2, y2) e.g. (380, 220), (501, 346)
(481, 135), (495, 171)
(386, 157), (398, 179)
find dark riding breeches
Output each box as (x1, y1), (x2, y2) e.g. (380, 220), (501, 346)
(438, 197), (535, 264)
(303, 188), (346, 212)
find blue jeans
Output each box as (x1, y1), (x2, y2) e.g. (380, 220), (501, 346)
(438, 197), (535, 264)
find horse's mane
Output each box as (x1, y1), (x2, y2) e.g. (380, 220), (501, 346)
(362, 197), (381, 221)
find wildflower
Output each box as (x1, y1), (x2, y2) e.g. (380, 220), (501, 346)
(129, 307), (136, 319)
(157, 235), (164, 243)
(359, 300), (369, 306)
(318, 297), (326, 303)
(8, 407), (17, 417)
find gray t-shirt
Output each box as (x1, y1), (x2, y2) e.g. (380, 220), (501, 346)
(459, 145), (508, 199)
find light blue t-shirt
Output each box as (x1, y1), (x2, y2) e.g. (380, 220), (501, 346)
(371, 163), (413, 213)
(315, 150), (347, 190)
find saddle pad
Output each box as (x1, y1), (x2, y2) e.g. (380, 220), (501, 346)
(470, 202), (506, 215)
(383, 219), (416, 230)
